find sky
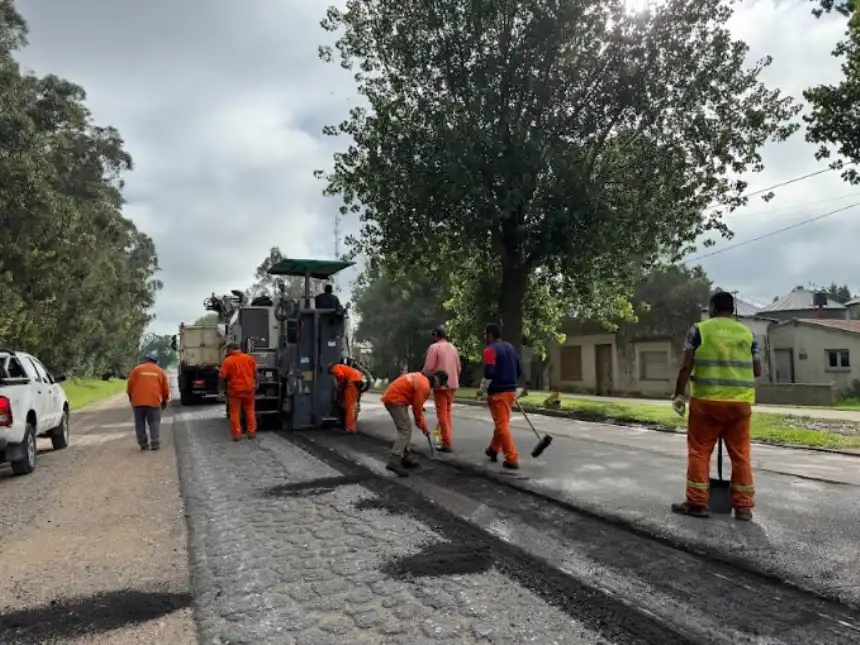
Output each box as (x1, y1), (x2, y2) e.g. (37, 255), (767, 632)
(12, 0), (856, 334)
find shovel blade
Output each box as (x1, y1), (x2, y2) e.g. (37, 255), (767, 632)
(531, 434), (553, 458)
(709, 479), (732, 514)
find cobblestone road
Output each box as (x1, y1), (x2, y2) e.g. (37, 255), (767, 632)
(175, 407), (677, 645)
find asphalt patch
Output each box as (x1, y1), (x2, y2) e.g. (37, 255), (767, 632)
(0, 589), (192, 644)
(261, 474), (372, 498)
(381, 541), (495, 579)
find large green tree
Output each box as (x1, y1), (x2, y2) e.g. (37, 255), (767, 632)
(0, 1), (160, 373)
(248, 247), (325, 300)
(805, 1), (860, 183)
(318, 0), (799, 352)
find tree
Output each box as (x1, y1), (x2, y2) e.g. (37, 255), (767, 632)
(352, 263), (447, 374)
(824, 282), (854, 304)
(0, 1), (160, 374)
(248, 247), (324, 300)
(193, 313), (219, 326)
(805, 1), (860, 183)
(318, 0), (799, 354)
(139, 333), (177, 367)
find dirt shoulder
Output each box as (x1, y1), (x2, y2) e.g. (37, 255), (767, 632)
(0, 396), (196, 645)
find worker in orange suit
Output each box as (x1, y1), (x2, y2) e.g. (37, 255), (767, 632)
(423, 325), (461, 452)
(329, 361), (365, 433)
(127, 350), (170, 451)
(218, 342), (258, 441)
(380, 369), (449, 477)
(671, 290), (761, 521)
(479, 323), (521, 469)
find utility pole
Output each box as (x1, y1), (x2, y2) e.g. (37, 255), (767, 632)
(333, 210), (341, 293)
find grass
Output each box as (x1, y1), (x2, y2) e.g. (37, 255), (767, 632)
(372, 384), (860, 450)
(62, 378), (127, 410)
(836, 397), (860, 411)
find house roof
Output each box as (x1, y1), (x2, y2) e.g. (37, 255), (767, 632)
(759, 287), (845, 312)
(794, 319), (860, 334)
(708, 287), (761, 317)
(846, 297), (860, 307)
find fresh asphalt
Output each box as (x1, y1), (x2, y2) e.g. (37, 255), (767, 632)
(170, 387), (860, 643)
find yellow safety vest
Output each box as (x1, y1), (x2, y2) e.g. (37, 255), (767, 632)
(690, 317), (756, 404)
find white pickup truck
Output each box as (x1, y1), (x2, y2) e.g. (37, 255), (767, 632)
(0, 349), (71, 476)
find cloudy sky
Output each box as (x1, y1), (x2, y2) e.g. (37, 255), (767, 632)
(13, 0), (856, 334)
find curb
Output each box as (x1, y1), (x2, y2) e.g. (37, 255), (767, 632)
(371, 389), (860, 458)
(393, 435), (858, 610)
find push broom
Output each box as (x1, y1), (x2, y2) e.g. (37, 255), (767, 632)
(514, 398), (553, 458)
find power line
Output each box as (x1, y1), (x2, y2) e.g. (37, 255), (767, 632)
(725, 192), (860, 220)
(686, 202), (860, 262)
(704, 167), (835, 211)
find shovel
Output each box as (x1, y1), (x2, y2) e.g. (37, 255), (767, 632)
(424, 430), (436, 459)
(709, 437), (732, 514)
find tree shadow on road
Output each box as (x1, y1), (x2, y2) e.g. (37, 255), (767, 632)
(261, 474), (372, 498)
(0, 588), (192, 644)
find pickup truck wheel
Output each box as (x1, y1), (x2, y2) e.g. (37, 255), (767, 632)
(11, 424), (37, 476)
(51, 410), (70, 450)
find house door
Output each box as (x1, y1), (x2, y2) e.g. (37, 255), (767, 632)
(774, 349), (794, 383)
(595, 344), (613, 395)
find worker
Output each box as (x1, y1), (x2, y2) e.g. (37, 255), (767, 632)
(381, 369), (449, 477)
(480, 323), (522, 470)
(126, 350), (170, 451)
(671, 290), (761, 521)
(314, 283), (341, 309)
(329, 361), (365, 433)
(423, 325), (461, 452)
(218, 342), (258, 441)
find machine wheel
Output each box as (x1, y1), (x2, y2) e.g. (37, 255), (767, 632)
(180, 390), (195, 406)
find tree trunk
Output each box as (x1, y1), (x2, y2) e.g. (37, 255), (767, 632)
(499, 260), (526, 354)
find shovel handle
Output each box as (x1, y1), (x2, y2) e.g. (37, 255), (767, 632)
(717, 437), (724, 480)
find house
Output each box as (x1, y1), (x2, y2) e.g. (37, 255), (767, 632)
(757, 286), (847, 321)
(845, 297), (860, 320)
(768, 319), (860, 395)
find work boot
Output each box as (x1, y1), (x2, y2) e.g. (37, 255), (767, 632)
(502, 460), (519, 470)
(150, 442), (160, 451)
(734, 508), (753, 522)
(246, 432), (256, 440)
(386, 459), (409, 477)
(438, 445), (453, 453)
(485, 447), (498, 463)
(139, 442), (149, 451)
(232, 435), (242, 442)
(401, 456), (420, 470)
(671, 502), (710, 518)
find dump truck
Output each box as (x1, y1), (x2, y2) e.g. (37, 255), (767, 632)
(174, 323), (224, 405)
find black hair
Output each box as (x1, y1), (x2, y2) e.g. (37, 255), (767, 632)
(431, 326), (446, 339)
(324, 284), (333, 293)
(710, 291), (735, 315)
(485, 323), (502, 340)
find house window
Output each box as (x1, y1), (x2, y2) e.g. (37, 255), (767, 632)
(640, 350), (670, 381)
(825, 349), (850, 372)
(560, 345), (583, 381)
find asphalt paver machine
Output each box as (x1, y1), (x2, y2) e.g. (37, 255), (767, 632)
(227, 257), (371, 430)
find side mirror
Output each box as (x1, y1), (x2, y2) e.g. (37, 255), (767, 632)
(54, 373), (67, 383)
(170, 335), (178, 351)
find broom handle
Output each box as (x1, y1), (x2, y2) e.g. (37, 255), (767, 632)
(717, 437), (724, 480)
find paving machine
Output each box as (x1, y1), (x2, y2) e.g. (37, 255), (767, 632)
(225, 257), (372, 430)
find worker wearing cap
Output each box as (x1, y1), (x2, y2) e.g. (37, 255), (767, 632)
(671, 290), (761, 521)
(329, 361), (364, 433)
(479, 323), (521, 470)
(381, 369), (449, 477)
(127, 350), (170, 451)
(219, 342), (258, 441)
(423, 325), (461, 452)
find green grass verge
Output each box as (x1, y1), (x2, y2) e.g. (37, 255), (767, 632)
(62, 378), (127, 410)
(371, 384), (860, 450)
(836, 398), (860, 411)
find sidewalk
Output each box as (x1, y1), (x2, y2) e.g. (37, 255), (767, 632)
(358, 396), (860, 607)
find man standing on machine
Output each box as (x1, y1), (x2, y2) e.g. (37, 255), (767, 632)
(218, 342), (258, 441)
(670, 290), (760, 521)
(329, 361), (364, 434)
(423, 325), (461, 452)
(381, 369), (449, 477)
(480, 323), (521, 470)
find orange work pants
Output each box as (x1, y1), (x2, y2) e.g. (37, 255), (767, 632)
(228, 392), (257, 439)
(342, 382), (360, 432)
(433, 388), (455, 447)
(686, 398), (754, 509)
(488, 391), (519, 464)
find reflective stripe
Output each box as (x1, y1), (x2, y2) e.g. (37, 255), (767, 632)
(694, 359), (753, 368)
(690, 376), (756, 388)
(731, 484), (755, 493)
(140, 371), (161, 377)
(687, 480), (709, 490)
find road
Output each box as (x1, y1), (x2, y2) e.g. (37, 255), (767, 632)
(3, 384), (860, 644)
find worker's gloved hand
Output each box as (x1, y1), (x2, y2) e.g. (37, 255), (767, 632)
(419, 424), (430, 436)
(161, 401), (168, 411)
(671, 395), (686, 417)
(515, 388), (525, 399)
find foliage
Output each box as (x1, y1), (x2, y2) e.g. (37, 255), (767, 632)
(0, 2), (160, 374)
(352, 262), (447, 374)
(317, 0), (800, 353)
(823, 282), (855, 304)
(249, 247), (326, 301)
(139, 333), (177, 367)
(805, 1), (860, 183)
(194, 313), (219, 326)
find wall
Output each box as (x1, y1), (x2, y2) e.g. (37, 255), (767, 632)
(549, 332), (617, 393)
(768, 323), (860, 393)
(755, 383), (839, 406)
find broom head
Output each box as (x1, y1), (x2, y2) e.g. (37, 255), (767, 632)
(531, 434), (553, 458)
